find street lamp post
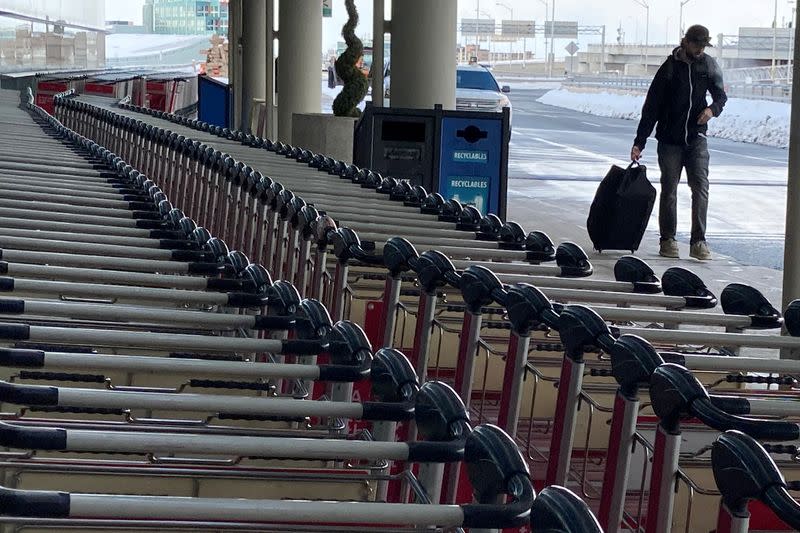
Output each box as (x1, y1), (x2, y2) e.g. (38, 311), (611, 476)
(496, 2), (513, 61)
(475, 0), (480, 62)
(537, 0), (549, 75)
(790, 2), (797, 79)
(679, 0), (694, 41)
(480, 10), (494, 64)
(549, 0), (556, 77)
(632, 0), (649, 74)
(772, 0), (779, 79)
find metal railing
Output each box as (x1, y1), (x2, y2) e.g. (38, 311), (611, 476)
(564, 74), (793, 102)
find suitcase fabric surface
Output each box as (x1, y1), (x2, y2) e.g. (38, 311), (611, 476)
(586, 162), (656, 252)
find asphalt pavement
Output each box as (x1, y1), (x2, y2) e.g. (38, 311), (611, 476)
(502, 84), (789, 309)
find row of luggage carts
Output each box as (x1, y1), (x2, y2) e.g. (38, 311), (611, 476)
(0, 88), (543, 533)
(0, 84), (796, 532)
(0, 86), (591, 533)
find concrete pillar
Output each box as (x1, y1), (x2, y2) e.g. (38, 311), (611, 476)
(277, 0), (322, 142)
(265, 0), (277, 140)
(229, 0), (243, 130)
(389, 0), (457, 109)
(782, 10), (800, 358)
(240, 0), (266, 132)
(371, 0), (385, 108)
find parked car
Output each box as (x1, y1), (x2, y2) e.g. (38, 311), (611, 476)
(383, 63), (511, 119)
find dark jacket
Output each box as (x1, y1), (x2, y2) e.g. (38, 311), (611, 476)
(634, 46), (727, 150)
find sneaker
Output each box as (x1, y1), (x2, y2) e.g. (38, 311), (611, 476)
(690, 241), (712, 260)
(659, 238), (680, 258)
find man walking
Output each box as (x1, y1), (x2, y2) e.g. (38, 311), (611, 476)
(631, 24), (727, 260)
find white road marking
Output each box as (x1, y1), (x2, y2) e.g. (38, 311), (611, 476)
(580, 121), (603, 128)
(708, 147), (786, 164)
(530, 136), (626, 165)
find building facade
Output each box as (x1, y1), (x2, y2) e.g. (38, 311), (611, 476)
(144, 0), (228, 35)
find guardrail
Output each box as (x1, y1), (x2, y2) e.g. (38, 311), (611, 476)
(563, 76), (792, 103)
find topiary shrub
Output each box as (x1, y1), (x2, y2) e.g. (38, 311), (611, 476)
(332, 0), (369, 117)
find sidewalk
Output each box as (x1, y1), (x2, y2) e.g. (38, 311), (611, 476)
(507, 186), (785, 313)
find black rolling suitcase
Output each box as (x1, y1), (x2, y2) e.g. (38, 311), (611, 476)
(586, 162), (656, 253)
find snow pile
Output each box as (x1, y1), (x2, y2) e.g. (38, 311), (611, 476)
(537, 88), (790, 148)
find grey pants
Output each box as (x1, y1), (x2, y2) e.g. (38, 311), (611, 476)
(657, 136), (710, 245)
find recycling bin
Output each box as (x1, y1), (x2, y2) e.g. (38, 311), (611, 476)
(198, 74), (231, 128)
(353, 106), (437, 187)
(354, 104), (509, 219)
(437, 112), (509, 218)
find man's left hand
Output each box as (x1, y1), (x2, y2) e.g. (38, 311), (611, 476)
(697, 107), (713, 125)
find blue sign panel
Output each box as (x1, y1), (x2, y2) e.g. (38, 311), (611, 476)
(439, 117), (503, 216)
(444, 176), (490, 214)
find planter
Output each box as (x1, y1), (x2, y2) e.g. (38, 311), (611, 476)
(292, 113), (357, 163)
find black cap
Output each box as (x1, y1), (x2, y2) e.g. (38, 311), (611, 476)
(685, 24), (713, 46)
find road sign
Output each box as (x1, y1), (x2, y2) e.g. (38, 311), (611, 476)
(501, 20), (535, 37)
(461, 18), (496, 35)
(322, 0), (332, 17)
(565, 41), (579, 56)
(544, 21), (578, 39)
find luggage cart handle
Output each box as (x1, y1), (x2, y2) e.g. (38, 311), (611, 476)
(713, 430), (800, 530)
(721, 283), (783, 329)
(187, 262), (227, 275)
(0, 422), (66, 450)
(0, 485), (69, 518)
(0, 379), (412, 421)
(205, 278), (254, 292)
(558, 305), (616, 359)
(662, 267), (718, 308)
(460, 266), (507, 313)
(650, 364), (800, 441)
(382, 237), (421, 277)
(462, 424), (535, 528)
(0, 348), (44, 368)
(252, 315), (305, 330)
(226, 292), (268, 307)
(330, 227), (384, 266)
(0, 419), (466, 462)
(360, 401), (415, 421)
(0, 479), (527, 528)
(415, 250), (462, 293)
(529, 486), (603, 532)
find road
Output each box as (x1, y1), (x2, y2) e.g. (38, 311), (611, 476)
(504, 85), (789, 269)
